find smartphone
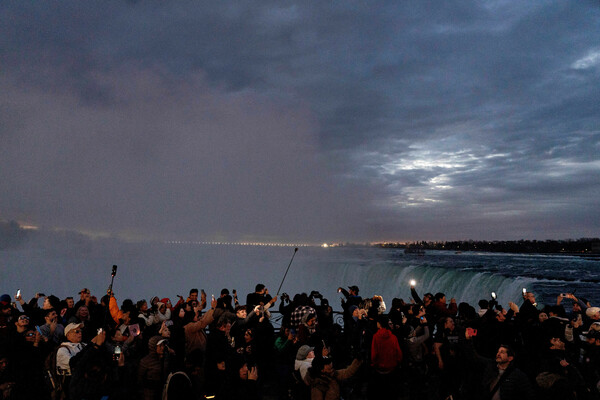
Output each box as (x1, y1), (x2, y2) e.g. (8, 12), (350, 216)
(560, 293), (567, 297)
(409, 279), (416, 287)
(16, 289), (21, 297)
(128, 324), (140, 337)
(466, 327), (478, 337)
(35, 325), (43, 335)
(97, 328), (103, 335)
(211, 294), (215, 301)
(420, 316), (425, 321)
(491, 292), (497, 300)
(113, 345), (121, 361)
(165, 320), (174, 327)
(522, 288), (527, 295)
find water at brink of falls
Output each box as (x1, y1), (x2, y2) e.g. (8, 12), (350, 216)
(2, 242), (599, 311)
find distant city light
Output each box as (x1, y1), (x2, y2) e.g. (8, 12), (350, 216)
(164, 241), (312, 247)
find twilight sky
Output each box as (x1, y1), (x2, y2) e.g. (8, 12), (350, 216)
(1, 1), (599, 243)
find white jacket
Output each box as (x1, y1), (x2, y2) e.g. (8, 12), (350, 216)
(56, 341), (85, 374)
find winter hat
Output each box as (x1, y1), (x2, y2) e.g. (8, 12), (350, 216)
(0, 294), (10, 306)
(160, 298), (171, 306)
(348, 305), (359, 314)
(296, 345), (314, 360)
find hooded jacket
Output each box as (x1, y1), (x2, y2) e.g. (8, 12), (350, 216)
(371, 327), (402, 373)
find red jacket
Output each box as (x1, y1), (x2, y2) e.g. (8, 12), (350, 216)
(371, 328), (402, 372)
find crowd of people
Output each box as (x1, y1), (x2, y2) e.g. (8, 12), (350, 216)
(1, 282), (600, 400)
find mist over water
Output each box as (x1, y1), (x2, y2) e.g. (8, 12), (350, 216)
(2, 240), (599, 310)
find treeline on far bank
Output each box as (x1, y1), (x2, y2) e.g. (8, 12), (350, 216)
(376, 238), (600, 255)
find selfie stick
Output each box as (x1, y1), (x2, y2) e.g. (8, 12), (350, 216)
(109, 265), (118, 292)
(276, 248), (298, 296)
(102, 265), (118, 328)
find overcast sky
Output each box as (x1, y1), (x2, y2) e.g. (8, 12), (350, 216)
(1, 1), (599, 243)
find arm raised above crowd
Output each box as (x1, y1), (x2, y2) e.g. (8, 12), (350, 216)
(334, 358), (363, 381)
(109, 295), (120, 324)
(186, 308), (215, 332)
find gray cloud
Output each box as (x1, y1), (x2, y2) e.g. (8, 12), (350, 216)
(1, 0), (599, 242)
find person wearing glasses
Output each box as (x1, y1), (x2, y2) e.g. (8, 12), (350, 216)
(57, 323), (86, 375)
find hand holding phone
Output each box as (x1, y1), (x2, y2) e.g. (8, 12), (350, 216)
(128, 324), (140, 337)
(466, 327), (477, 337)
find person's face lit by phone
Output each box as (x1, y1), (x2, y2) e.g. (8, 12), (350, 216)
(17, 315), (29, 328)
(239, 363), (249, 379)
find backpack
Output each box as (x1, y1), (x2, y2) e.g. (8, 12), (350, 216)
(162, 371), (192, 400)
(44, 344), (72, 400)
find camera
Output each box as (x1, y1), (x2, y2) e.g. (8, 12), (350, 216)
(310, 291), (323, 299)
(280, 293), (290, 302)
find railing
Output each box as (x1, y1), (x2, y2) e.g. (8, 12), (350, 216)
(264, 310), (346, 332)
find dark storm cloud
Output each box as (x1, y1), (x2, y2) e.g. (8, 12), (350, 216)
(1, 0), (599, 242)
